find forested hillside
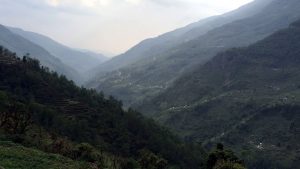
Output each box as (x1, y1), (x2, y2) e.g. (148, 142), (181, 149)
(0, 47), (207, 169)
(139, 20), (300, 169)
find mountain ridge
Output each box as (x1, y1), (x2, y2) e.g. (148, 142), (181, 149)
(89, 0), (273, 77)
(8, 26), (108, 76)
(0, 24), (81, 83)
(89, 0), (300, 108)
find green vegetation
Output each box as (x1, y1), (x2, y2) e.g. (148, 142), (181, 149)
(0, 46), (206, 169)
(138, 20), (300, 168)
(0, 141), (91, 169)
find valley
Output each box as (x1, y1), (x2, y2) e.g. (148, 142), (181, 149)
(0, 0), (300, 169)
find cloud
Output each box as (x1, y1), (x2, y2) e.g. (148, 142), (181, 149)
(47, 0), (60, 6)
(44, 0), (140, 8)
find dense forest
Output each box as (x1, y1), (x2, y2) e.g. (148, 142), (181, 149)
(0, 46), (210, 169)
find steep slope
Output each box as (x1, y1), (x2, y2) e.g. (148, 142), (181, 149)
(139, 20), (300, 169)
(0, 25), (81, 83)
(8, 27), (108, 75)
(0, 47), (205, 169)
(90, 0), (273, 75)
(89, 0), (300, 108)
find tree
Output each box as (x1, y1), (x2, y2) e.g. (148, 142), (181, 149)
(73, 143), (102, 162)
(138, 149), (168, 169)
(5, 103), (32, 135)
(213, 161), (246, 169)
(207, 144), (246, 169)
(0, 46), (3, 55)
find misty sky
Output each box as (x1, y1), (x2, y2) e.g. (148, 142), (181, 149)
(0, 0), (253, 55)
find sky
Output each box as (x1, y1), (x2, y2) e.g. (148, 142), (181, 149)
(0, 0), (253, 56)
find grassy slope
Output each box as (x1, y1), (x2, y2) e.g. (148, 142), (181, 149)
(0, 141), (91, 169)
